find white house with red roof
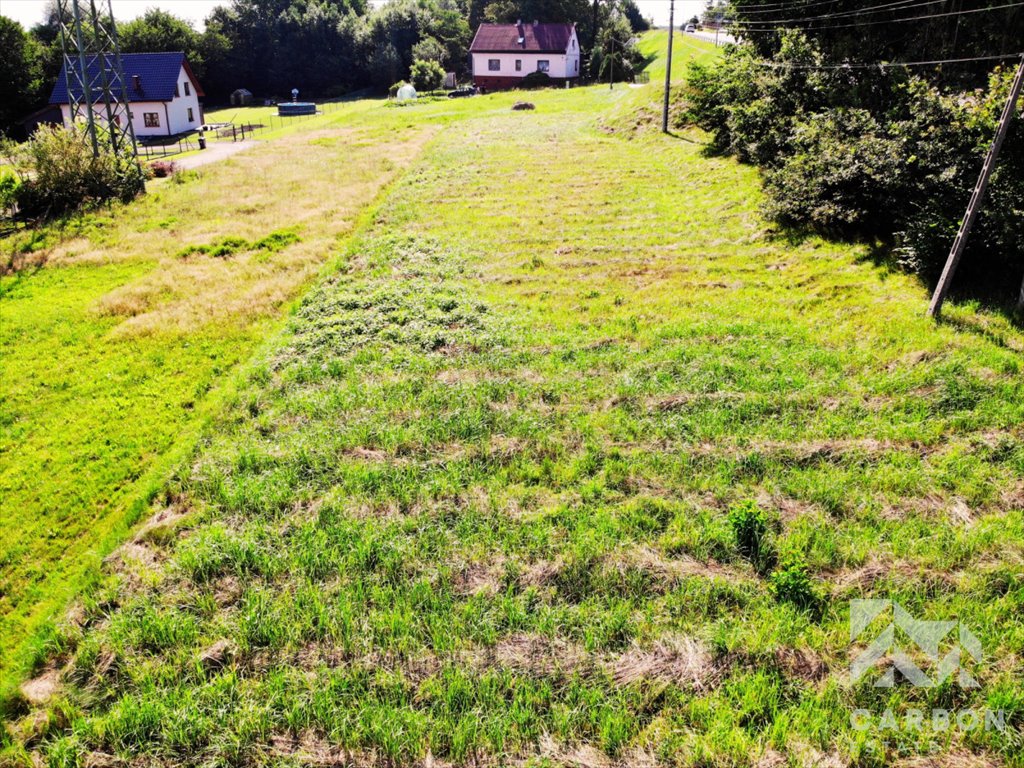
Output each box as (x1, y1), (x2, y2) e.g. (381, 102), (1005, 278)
(470, 21), (580, 90)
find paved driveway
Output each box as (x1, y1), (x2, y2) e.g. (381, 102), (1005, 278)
(173, 140), (258, 171)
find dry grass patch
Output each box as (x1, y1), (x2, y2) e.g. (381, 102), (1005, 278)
(470, 633), (590, 678)
(611, 636), (720, 691)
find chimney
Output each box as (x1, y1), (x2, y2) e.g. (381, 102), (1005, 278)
(533, 19), (538, 25)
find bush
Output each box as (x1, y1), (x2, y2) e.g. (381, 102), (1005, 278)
(762, 108), (906, 235)
(685, 31), (1024, 293)
(520, 71), (552, 90)
(410, 59), (445, 92)
(769, 552), (821, 613)
(149, 161), (177, 178)
(727, 500), (776, 576)
(9, 125), (145, 219)
(0, 170), (20, 220)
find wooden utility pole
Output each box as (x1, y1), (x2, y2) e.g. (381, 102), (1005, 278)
(662, 0), (675, 133)
(927, 54), (1024, 318)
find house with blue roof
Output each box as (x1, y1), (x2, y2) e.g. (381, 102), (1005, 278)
(49, 52), (205, 139)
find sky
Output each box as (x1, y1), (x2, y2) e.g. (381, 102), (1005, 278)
(1, 0), (707, 31)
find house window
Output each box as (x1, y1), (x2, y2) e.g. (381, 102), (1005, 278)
(537, 60), (550, 72)
(515, 59), (522, 71)
(143, 112), (160, 128)
(184, 81), (191, 96)
(488, 59), (500, 71)
(174, 83), (180, 97)
(188, 108), (194, 122)
(574, 60), (578, 73)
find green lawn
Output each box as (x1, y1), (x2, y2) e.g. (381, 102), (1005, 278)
(0, 95), (443, 694)
(4, 34), (1024, 767)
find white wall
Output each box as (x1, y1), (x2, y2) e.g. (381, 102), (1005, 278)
(472, 51), (580, 78)
(59, 66), (202, 137)
(166, 69), (202, 134)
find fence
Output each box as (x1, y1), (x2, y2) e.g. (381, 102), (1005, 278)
(214, 99), (348, 142)
(137, 137), (197, 160)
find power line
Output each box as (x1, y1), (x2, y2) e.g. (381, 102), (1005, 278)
(734, 0), (941, 22)
(753, 51), (1024, 69)
(734, 1), (1024, 31)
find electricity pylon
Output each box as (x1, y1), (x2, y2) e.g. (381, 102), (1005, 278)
(56, 0), (139, 162)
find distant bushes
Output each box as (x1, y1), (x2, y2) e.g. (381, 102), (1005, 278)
(685, 31), (1024, 289)
(1, 125), (145, 221)
(520, 71), (553, 90)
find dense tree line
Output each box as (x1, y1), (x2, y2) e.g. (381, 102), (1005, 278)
(0, 0), (650, 136)
(686, 1), (1024, 298)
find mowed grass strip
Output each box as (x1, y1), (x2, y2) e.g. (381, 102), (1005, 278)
(5, 39), (1024, 768)
(0, 103), (439, 690)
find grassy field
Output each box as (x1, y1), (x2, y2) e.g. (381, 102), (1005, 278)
(0, 96), (440, 693)
(4, 35), (1024, 767)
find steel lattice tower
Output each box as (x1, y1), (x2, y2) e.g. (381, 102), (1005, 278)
(57, 0), (140, 161)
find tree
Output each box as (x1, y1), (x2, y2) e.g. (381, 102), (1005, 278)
(621, 0), (650, 33)
(368, 41), (402, 88)
(410, 58), (446, 90)
(412, 36), (447, 64)
(0, 16), (44, 137)
(589, 13), (641, 84)
(118, 9), (204, 75)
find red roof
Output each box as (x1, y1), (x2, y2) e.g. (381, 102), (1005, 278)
(470, 22), (576, 53)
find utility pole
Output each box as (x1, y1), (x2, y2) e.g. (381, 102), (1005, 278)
(662, 0), (675, 133)
(927, 54), (1024, 318)
(56, 0), (140, 164)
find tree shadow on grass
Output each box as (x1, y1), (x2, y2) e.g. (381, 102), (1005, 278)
(759, 222), (1024, 330)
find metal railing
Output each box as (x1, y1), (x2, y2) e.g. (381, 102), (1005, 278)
(138, 137), (196, 159)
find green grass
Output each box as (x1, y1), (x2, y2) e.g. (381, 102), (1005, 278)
(0, 95), (447, 695)
(3, 33), (1024, 767)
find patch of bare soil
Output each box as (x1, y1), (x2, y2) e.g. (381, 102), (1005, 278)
(773, 647), (829, 682)
(452, 555), (506, 597)
(20, 668), (60, 706)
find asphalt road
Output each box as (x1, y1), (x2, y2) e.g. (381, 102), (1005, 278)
(685, 29), (737, 46)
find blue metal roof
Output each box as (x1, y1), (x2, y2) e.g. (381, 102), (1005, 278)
(50, 52), (187, 104)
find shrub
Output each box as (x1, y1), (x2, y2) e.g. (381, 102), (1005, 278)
(0, 170), (20, 220)
(685, 31), (1024, 294)
(410, 59), (445, 92)
(769, 552), (821, 613)
(727, 500), (776, 575)
(762, 108), (906, 235)
(520, 71), (552, 89)
(149, 160), (176, 178)
(10, 125), (145, 219)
